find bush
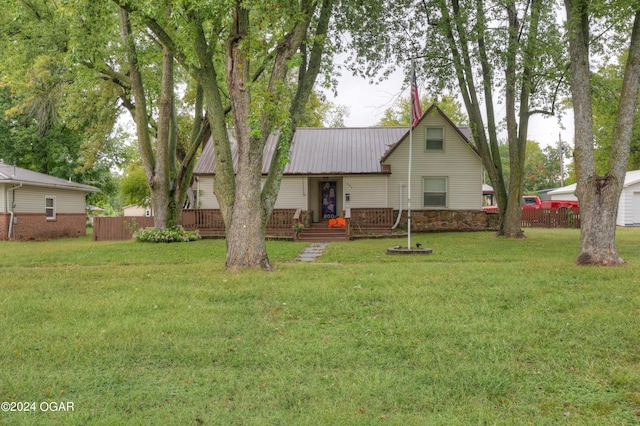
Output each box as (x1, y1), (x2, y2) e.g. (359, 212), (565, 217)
(133, 226), (201, 243)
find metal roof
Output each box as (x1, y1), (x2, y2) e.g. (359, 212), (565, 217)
(287, 127), (407, 174)
(194, 127), (409, 176)
(193, 105), (476, 177)
(0, 163), (99, 192)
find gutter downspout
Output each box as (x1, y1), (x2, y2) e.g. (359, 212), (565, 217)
(391, 184), (405, 230)
(7, 183), (23, 239)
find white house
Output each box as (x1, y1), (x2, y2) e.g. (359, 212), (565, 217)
(548, 169), (640, 227)
(193, 105), (484, 224)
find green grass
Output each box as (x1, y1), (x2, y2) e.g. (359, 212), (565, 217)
(1, 229), (640, 424)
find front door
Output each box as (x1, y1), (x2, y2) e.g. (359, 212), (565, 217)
(321, 181), (337, 219)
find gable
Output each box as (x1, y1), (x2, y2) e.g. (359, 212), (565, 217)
(380, 104), (479, 162)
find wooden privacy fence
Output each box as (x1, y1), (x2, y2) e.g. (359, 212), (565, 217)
(93, 216), (155, 241)
(521, 208), (581, 228)
(93, 209), (303, 241)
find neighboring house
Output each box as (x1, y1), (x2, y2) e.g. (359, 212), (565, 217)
(548, 170), (640, 227)
(0, 163), (99, 240)
(122, 204), (152, 217)
(193, 105), (484, 224)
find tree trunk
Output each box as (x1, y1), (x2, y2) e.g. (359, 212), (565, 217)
(566, 3), (640, 265)
(576, 175), (624, 265)
(152, 45), (175, 229)
(223, 2), (272, 270)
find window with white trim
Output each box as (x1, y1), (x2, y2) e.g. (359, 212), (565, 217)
(426, 127), (444, 150)
(45, 196), (56, 220)
(423, 177), (447, 208)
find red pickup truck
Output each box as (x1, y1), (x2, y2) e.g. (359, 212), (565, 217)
(483, 196), (579, 212)
(521, 195), (579, 210)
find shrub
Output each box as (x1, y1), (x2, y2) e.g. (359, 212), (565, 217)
(133, 226), (201, 243)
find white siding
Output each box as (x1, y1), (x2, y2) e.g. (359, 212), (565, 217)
(343, 175), (388, 208)
(197, 176), (219, 209)
(385, 114), (482, 210)
(11, 186), (86, 214)
(618, 182), (640, 226)
(0, 184), (5, 213)
(197, 176), (307, 209)
(273, 177), (307, 208)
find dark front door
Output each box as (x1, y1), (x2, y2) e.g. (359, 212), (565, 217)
(321, 181), (337, 219)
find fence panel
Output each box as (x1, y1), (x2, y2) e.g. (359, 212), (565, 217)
(521, 208), (580, 228)
(93, 216), (154, 241)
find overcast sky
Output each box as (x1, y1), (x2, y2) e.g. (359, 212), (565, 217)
(323, 66), (575, 150)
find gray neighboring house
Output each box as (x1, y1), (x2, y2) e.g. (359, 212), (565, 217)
(194, 104), (484, 223)
(0, 163), (99, 240)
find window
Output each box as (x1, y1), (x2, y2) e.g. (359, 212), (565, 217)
(423, 177), (447, 208)
(426, 127), (444, 150)
(45, 196), (56, 220)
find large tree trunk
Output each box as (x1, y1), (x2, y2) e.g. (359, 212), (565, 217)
(152, 45), (176, 229)
(566, 2), (640, 265)
(224, 3), (272, 269)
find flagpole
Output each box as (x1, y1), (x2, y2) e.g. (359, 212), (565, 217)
(408, 63), (422, 249)
(407, 63), (414, 249)
(408, 118), (412, 249)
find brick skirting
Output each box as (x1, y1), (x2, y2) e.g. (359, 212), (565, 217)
(0, 213), (87, 240)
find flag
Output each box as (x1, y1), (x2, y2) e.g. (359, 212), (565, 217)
(411, 69), (422, 128)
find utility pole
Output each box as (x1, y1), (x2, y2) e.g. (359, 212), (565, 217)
(558, 133), (564, 187)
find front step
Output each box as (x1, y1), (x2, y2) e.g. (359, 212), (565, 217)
(297, 223), (349, 242)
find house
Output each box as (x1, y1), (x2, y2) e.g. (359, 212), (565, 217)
(193, 105), (490, 232)
(0, 163), (99, 240)
(122, 204), (152, 217)
(548, 170), (640, 227)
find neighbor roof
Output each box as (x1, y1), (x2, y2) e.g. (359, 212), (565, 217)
(0, 163), (99, 192)
(548, 170), (640, 196)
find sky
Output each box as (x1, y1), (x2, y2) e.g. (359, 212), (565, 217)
(323, 66), (575, 150)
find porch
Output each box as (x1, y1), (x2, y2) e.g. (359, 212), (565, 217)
(93, 208), (395, 241)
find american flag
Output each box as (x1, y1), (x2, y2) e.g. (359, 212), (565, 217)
(411, 69), (422, 128)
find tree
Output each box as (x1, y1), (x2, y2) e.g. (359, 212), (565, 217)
(565, 0), (640, 265)
(119, 161), (150, 209)
(299, 91), (349, 128)
(376, 93), (468, 127)
(108, 0), (335, 269)
(592, 54), (640, 173)
(0, 0), (127, 209)
(343, 0), (567, 238)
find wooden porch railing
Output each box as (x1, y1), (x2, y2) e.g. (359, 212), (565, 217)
(94, 209), (307, 241)
(348, 208), (394, 228)
(182, 209), (225, 230)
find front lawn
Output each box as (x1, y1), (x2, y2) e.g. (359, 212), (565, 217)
(1, 229), (639, 424)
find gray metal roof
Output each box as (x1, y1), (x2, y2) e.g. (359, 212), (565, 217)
(287, 127), (407, 174)
(194, 127), (409, 176)
(0, 163), (99, 192)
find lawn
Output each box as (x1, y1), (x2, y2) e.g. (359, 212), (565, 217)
(1, 228), (640, 425)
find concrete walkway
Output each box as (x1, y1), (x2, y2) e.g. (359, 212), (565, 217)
(296, 242), (328, 262)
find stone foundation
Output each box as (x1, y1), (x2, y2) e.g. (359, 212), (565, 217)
(394, 209), (499, 232)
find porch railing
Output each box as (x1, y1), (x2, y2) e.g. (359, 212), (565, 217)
(348, 208), (394, 229)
